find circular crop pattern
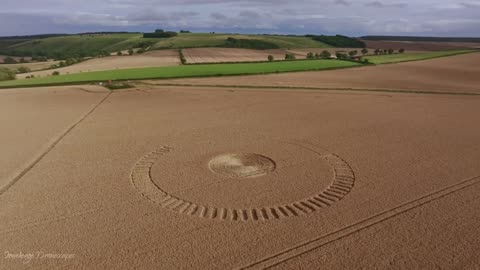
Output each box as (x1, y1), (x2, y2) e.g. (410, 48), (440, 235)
(131, 144), (355, 222)
(208, 153), (276, 178)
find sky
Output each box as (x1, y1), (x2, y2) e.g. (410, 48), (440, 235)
(0, 0), (479, 37)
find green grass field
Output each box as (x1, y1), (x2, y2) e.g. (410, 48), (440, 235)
(6, 34), (144, 58)
(0, 60), (360, 88)
(364, 50), (475, 64)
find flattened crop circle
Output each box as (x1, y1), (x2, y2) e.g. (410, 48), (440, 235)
(131, 144), (355, 222)
(208, 153), (276, 178)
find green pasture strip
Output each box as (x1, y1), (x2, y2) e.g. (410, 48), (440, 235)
(364, 50), (476, 64)
(0, 60), (360, 88)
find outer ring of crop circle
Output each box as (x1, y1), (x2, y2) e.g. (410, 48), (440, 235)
(131, 144), (355, 222)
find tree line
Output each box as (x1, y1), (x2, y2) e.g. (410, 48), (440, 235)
(307, 35), (366, 48)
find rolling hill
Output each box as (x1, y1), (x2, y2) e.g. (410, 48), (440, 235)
(0, 32), (332, 60)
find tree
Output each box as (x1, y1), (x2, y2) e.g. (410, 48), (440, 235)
(361, 48), (368, 55)
(268, 55), (274, 62)
(16, 66), (31, 74)
(374, 49), (381, 55)
(306, 52), (315, 59)
(336, 52), (348, 59)
(65, 58), (77, 66)
(155, 29), (165, 33)
(52, 71), (60, 76)
(388, 48), (394, 54)
(117, 51), (123, 56)
(128, 49), (134, 56)
(310, 35), (366, 48)
(399, 48), (405, 53)
(3, 57), (17, 64)
(179, 49), (187, 64)
(320, 50), (331, 59)
(348, 50), (358, 57)
(99, 51), (110, 57)
(285, 53), (296, 60)
(32, 56), (48, 62)
(0, 68), (16, 81)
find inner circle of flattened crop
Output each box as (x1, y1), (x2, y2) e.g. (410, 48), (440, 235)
(131, 145), (355, 222)
(208, 153), (276, 178)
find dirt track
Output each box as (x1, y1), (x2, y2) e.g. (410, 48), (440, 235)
(1, 52), (480, 269)
(156, 52), (480, 94)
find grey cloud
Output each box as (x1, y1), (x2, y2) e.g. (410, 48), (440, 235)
(0, 0), (479, 37)
(460, 2), (480, 8)
(334, 0), (351, 6)
(238, 11), (262, 19)
(365, 1), (407, 8)
(211, 12), (228, 20)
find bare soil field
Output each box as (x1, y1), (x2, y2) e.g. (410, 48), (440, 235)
(0, 60), (61, 72)
(156, 52), (480, 94)
(17, 50), (180, 78)
(363, 40), (480, 51)
(1, 83), (480, 269)
(182, 48), (300, 63)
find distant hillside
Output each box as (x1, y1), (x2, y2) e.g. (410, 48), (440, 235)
(0, 34), (66, 51)
(361, 36), (480, 43)
(0, 32), (335, 59)
(0, 33), (147, 59)
(150, 33), (330, 50)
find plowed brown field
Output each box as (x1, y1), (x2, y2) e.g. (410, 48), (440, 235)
(1, 50), (480, 269)
(17, 50), (180, 78)
(156, 52), (480, 94)
(182, 48), (300, 63)
(0, 61), (61, 72)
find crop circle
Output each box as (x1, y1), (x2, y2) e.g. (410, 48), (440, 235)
(131, 143), (355, 222)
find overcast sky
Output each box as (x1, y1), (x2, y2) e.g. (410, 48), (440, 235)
(0, 0), (479, 37)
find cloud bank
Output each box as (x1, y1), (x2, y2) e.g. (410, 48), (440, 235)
(1, 0), (479, 36)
